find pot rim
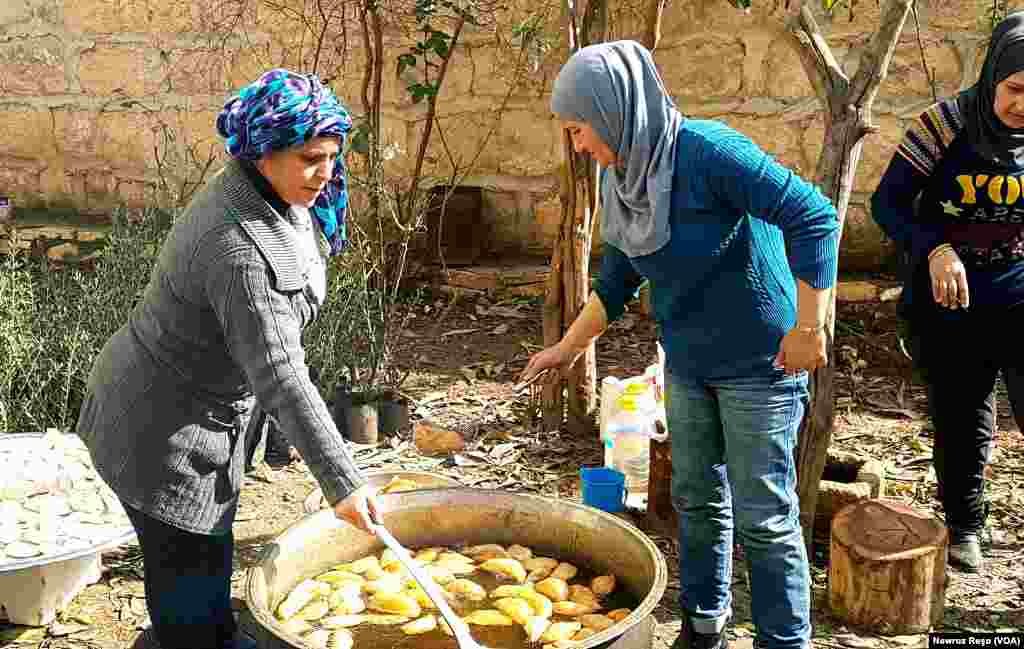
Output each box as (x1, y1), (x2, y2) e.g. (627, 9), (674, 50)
(244, 488), (668, 649)
(363, 469), (461, 485)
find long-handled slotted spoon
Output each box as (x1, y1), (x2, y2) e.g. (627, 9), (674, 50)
(368, 522), (489, 649)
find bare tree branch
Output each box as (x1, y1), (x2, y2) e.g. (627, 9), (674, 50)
(408, 17), (466, 215)
(641, 0), (666, 51)
(360, 1), (374, 118)
(787, 5), (848, 111)
(786, 0), (915, 556)
(848, 0), (914, 106)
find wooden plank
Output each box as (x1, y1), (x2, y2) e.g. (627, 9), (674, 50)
(443, 269), (500, 291)
(9, 224), (107, 242)
(507, 283), (546, 297)
(502, 266), (550, 285)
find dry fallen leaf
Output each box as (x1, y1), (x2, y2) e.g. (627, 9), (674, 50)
(835, 633), (882, 649)
(490, 443), (518, 460)
(251, 463), (278, 484)
(454, 452), (490, 467)
(880, 286), (903, 302)
(887, 635), (926, 647)
(459, 367), (477, 382)
(492, 324), (510, 335)
(442, 328), (479, 338)
(49, 621), (91, 637)
(489, 306), (527, 319)
(130, 597), (148, 616)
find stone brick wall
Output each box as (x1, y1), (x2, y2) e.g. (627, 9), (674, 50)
(0, 0), (1019, 269)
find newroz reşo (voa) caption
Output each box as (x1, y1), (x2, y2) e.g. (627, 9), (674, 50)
(930, 633), (1023, 649)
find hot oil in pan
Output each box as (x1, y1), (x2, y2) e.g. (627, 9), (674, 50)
(339, 568), (638, 649)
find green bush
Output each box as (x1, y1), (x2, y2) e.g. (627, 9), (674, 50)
(303, 225), (420, 402)
(0, 209), (170, 433)
(0, 203), (418, 432)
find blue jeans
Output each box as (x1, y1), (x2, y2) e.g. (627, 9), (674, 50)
(668, 372), (810, 649)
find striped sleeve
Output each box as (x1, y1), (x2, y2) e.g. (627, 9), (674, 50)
(895, 98), (963, 176)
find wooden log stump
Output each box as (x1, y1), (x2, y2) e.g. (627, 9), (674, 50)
(829, 498), (947, 633)
(814, 450), (887, 545)
(646, 436), (677, 536)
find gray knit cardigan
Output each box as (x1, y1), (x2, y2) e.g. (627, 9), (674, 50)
(76, 160), (365, 534)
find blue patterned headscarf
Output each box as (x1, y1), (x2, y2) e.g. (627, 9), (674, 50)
(217, 69), (353, 256)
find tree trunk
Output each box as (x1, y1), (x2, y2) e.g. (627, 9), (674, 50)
(564, 137), (598, 434)
(787, 0), (913, 556)
(541, 0), (606, 433)
(829, 499), (947, 633)
(542, 227), (565, 431)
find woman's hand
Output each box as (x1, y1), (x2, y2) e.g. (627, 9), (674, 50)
(517, 341), (579, 386)
(332, 484), (382, 533)
(774, 327), (827, 375)
(928, 244), (970, 309)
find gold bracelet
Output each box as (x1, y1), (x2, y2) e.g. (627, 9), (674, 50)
(928, 243), (954, 261)
(796, 324), (825, 334)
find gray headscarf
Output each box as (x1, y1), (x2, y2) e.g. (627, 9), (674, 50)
(957, 11), (1024, 167)
(551, 40), (684, 258)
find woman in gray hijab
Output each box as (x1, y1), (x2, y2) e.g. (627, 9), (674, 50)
(519, 41), (839, 649)
(872, 11), (1024, 574)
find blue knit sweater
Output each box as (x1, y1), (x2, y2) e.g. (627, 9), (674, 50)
(594, 119), (840, 380)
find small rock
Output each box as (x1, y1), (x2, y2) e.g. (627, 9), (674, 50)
(413, 419), (466, 455)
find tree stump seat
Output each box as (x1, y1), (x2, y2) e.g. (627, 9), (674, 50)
(829, 498), (947, 633)
(814, 450), (886, 544)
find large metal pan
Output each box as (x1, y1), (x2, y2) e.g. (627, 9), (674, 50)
(245, 488), (667, 649)
(302, 470), (462, 513)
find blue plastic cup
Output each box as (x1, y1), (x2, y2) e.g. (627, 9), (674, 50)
(580, 467), (628, 513)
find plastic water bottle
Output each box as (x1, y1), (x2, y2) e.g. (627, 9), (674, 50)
(605, 384), (657, 494)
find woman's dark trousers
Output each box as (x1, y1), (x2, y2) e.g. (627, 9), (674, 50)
(122, 503), (236, 649)
(918, 305), (1024, 538)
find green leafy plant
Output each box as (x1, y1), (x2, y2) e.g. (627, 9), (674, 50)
(0, 209), (172, 433)
(987, 0), (1011, 31)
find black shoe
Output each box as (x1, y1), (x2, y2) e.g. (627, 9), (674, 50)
(672, 614), (729, 649)
(948, 532), (983, 573)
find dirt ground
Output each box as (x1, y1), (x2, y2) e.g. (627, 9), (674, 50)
(3, 284), (1022, 649)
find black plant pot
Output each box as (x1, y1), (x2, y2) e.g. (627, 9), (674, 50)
(378, 390), (410, 435)
(332, 383), (352, 440)
(347, 397), (379, 445)
(333, 384), (380, 444)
